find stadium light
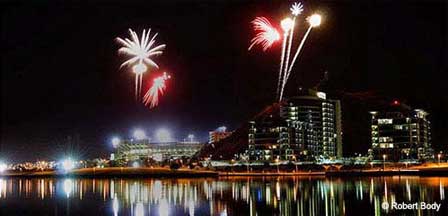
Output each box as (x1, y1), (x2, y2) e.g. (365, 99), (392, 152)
(133, 129), (146, 140)
(112, 137), (121, 148)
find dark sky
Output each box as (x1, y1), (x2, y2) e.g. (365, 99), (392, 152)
(1, 0), (447, 162)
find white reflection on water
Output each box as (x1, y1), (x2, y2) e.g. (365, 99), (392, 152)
(135, 202), (144, 216)
(441, 179), (445, 200)
(64, 179), (73, 198)
(0, 179), (5, 198)
(159, 198), (169, 216)
(406, 179), (411, 201)
(0, 177), (447, 215)
(113, 193), (119, 216)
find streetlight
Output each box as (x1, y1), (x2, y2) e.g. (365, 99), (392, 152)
(243, 155), (250, 173)
(383, 154), (387, 171)
(438, 154), (442, 165)
(275, 158), (280, 173)
(292, 156), (298, 172)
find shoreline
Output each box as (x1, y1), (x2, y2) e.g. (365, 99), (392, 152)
(1, 166), (448, 178)
(0, 167), (219, 178)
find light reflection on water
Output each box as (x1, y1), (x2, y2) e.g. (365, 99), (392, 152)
(0, 176), (446, 215)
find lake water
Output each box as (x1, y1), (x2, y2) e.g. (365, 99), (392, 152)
(0, 176), (446, 215)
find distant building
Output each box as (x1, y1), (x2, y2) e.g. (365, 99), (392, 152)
(112, 139), (203, 162)
(369, 101), (433, 162)
(209, 126), (232, 143)
(247, 89), (343, 161)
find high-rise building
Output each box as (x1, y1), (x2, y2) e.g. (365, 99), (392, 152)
(368, 101), (433, 162)
(209, 126), (232, 143)
(247, 89), (343, 161)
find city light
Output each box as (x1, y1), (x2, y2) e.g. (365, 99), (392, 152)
(61, 158), (75, 172)
(187, 134), (195, 142)
(0, 163), (7, 173)
(217, 126), (227, 132)
(133, 129), (146, 140)
(111, 137), (121, 148)
(132, 161), (139, 168)
(156, 128), (172, 142)
(308, 14), (322, 27)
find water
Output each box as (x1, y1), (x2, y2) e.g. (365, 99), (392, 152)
(0, 176), (446, 215)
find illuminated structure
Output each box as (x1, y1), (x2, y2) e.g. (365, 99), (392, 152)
(369, 101), (433, 162)
(209, 126), (232, 143)
(112, 138), (203, 162)
(247, 89), (342, 161)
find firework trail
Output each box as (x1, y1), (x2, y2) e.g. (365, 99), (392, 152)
(277, 31), (288, 101)
(143, 72), (171, 108)
(286, 14), (321, 82)
(280, 19), (294, 101)
(277, 17), (294, 101)
(279, 2), (304, 101)
(285, 26), (311, 84)
(116, 28), (166, 100)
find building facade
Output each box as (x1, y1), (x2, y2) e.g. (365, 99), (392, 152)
(247, 90), (343, 162)
(209, 126), (232, 143)
(112, 139), (203, 162)
(369, 102), (433, 162)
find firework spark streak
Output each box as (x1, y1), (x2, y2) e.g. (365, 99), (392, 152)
(285, 25), (312, 83)
(116, 28), (166, 100)
(143, 72), (171, 108)
(277, 17), (294, 101)
(277, 31), (288, 101)
(281, 17), (295, 101)
(248, 17), (280, 51)
(279, 2), (304, 101)
(286, 14), (321, 83)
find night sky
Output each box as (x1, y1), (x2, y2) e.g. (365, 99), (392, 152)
(1, 0), (446, 162)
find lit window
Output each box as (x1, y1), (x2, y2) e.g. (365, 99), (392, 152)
(379, 137), (393, 142)
(378, 119), (393, 124)
(394, 125), (403, 130)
